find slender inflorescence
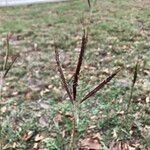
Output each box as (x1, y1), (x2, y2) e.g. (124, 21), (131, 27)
(132, 61), (138, 86)
(80, 68), (121, 103)
(126, 60), (139, 113)
(55, 46), (74, 103)
(1, 34), (18, 100)
(72, 29), (88, 100)
(3, 54), (19, 79)
(3, 34), (19, 79)
(55, 30), (120, 103)
(55, 28), (120, 149)
(87, 0), (91, 8)
(3, 34), (10, 71)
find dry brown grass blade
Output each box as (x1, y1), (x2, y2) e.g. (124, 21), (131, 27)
(87, 0), (91, 8)
(72, 29), (88, 100)
(80, 68), (121, 103)
(3, 54), (19, 78)
(55, 47), (74, 103)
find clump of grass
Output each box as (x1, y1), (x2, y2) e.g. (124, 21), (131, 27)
(55, 29), (120, 149)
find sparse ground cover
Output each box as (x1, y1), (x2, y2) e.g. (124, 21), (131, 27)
(0, 0), (150, 149)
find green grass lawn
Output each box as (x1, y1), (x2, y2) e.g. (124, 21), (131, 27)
(0, 0), (150, 149)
